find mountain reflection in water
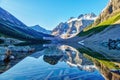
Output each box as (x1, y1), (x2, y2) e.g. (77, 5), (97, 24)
(0, 43), (119, 80)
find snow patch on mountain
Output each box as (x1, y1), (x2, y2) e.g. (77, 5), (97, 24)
(67, 13), (97, 23)
(52, 13), (97, 39)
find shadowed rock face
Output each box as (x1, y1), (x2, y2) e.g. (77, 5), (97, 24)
(94, 0), (120, 26)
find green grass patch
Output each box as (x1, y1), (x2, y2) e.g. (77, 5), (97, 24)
(78, 25), (109, 36)
(78, 13), (120, 37)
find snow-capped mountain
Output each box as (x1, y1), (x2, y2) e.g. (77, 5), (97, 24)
(31, 25), (51, 34)
(0, 7), (53, 41)
(52, 13), (97, 39)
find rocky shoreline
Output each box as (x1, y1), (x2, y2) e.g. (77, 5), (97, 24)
(0, 45), (35, 73)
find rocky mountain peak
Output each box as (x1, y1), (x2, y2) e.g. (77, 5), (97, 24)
(78, 14), (84, 19)
(78, 13), (96, 19)
(67, 13), (97, 24)
(31, 25), (51, 35)
(52, 13), (97, 39)
(94, 0), (120, 26)
(34, 24), (40, 27)
(68, 17), (75, 20)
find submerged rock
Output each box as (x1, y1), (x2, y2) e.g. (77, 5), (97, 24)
(108, 39), (120, 50)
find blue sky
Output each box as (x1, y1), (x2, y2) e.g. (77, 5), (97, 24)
(0, 0), (109, 30)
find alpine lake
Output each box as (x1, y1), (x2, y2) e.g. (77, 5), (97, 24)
(0, 42), (120, 80)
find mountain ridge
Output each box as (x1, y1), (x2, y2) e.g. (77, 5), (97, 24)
(77, 0), (120, 37)
(76, 0), (120, 53)
(52, 13), (97, 39)
(31, 25), (51, 35)
(0, 7), (53, 42)
(0, 7), (27, 27)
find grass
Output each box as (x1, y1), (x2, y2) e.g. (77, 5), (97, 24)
(77, 25), (109, 37)
(78, 12), (120, 37)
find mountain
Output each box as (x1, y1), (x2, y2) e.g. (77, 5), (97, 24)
(0, 7), (53, 42)
(0, 7), (27, 27)
(31, 25), (51, 34)
(78, 0), (120, 37)
(77, 0), (120, 50)
(52, 13), (97, 39)
(94, 0), (120, 26)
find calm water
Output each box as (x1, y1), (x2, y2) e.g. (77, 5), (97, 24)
(0, 43), (120, 80)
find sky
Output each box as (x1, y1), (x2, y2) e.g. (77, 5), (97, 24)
(0, 0), (109, 30)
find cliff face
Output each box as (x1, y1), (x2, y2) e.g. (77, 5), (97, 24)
(82, 0), (120, 43)
(94, 0), (120, 25)
(52, 13), (96, 39)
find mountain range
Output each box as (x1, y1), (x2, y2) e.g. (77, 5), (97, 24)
(77, 0), (120, 43)
(0, 0), (120, 44)
(0, 7), (53, 42)
(0, 0), (120, 80)
(52, 13), (97, 39)
(31, 25), (51, 34)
